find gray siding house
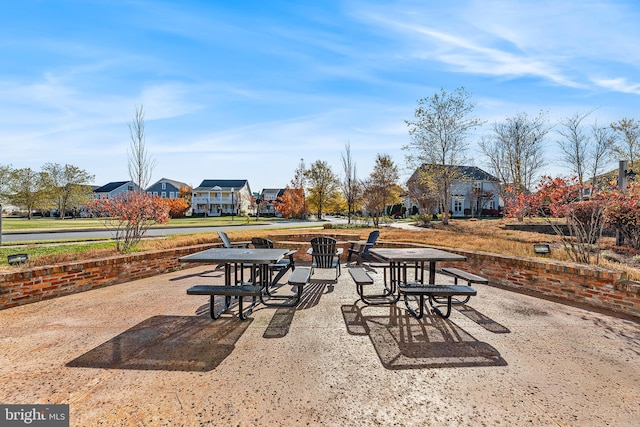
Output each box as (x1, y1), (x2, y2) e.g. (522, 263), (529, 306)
(92, 181), (137, 199)
(406, 165), (502, 217)
(146, 178), (189, 199)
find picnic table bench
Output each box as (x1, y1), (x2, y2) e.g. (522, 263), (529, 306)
(399, 284), (477, 319)
(440, 267), (488, 304)
(349, 267), (398, 305)
(187, 284), (262, 320)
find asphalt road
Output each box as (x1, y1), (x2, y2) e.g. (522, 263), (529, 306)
(0, 218), (343, 244)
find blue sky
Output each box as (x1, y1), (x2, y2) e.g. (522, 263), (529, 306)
(1, 1), (639, 192)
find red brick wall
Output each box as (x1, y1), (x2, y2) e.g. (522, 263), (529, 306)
(426, 245), (640, 318)
(0, 243), (218, 310)
(1, 242), (638, 318)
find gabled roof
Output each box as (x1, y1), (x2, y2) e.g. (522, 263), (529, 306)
(146, 178), (189, 191)
(93, 181), (131, 193)
(194, 179), (249, 191)
(408, 165), (500, 183)
(261, 188), (285, 196)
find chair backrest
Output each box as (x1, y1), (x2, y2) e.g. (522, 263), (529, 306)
(251, 237), (274, 248)
(217, 231), (233, 248)
(310, 236), (338, 268)
(362, 230), (380, 254)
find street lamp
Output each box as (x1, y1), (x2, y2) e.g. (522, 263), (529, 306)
(231, 188), (235, 221)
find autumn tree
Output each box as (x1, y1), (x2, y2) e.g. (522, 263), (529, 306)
(87, 192), (169, 252)
(41, 163), (94, 218)
(404, 87), (483, 225)
(362, 154), (402, 227)
(341, 142), (361, 224)
(168, 197), (189, 218)
(128, 105), (156, 192)
(276, 159), (309, 219)
(305, 160), (340, 220)
(275, 188), (306, 219)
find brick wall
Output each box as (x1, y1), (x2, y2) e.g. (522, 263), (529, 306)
(1, 241), (638, 318)
(0, 243), (218, 310)
(424, 245), (640, 318)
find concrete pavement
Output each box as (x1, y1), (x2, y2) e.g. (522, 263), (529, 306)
(1, 263), (639, 426)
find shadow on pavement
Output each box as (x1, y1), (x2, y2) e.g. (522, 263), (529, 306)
(67, 315), (250, 372)
(341, 304), (507, 370)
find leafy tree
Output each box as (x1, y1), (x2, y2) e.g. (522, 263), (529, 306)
(275, 188), (306, 219)
(168, 197), (189, 218)
(41, 163), (94, 219)
(362, 154), (402, 227)
(603, 182), (640, 249)
(341, 142), (361, 224)
(305, 160), (340, 220)
(404, 87), (483, 225)
(6, 167), (47, 219)
(179, 185), (193, 205)
(128, 105), (156, 192)
(87, 192), (169, 252)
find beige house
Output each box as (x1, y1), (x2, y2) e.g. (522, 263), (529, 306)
(191, 179), (252, 217)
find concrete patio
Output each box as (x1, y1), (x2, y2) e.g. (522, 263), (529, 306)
(1, 262), (639, 426)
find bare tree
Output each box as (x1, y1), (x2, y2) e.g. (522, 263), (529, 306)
(340, 141), (361, 224)
(610, 117), (640, 169)
(481, 111), (549, 196)
(128, 105), (156, 192)
(557, 110), (595, 183)
(305, 160), (340, 220)
(404, 87), (483, 225)
(589, 122), (614, 189)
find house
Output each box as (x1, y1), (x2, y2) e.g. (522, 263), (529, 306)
(258, 188), (285, 217)
(92, 181), (137, 199)
(191, 179), (252, 217)
(406, 165), (502, 217)
(146, 178), (189, 199)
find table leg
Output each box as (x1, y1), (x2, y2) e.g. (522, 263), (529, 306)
(429, 261), (436, 284)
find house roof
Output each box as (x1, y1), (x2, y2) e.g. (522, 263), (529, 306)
(146, 178), (189, 191)
(93, 181), (131, 193)
(408, 165), (500, 183)
(261, 188), (285, 197)
(194, 179), (249, 192)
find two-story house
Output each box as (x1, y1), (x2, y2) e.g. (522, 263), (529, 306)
(92, 181), (138, 199)
(145, 178), (189, 200)
(258, 188), (285, 217)
(192, 179), (252, 217)
(406, 165), (502, 217)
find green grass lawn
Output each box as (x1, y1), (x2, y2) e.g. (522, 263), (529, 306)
(0, 216), (278, 232)
(0, 241), (118, 267)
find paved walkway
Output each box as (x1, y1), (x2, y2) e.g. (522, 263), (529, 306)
(1, 263), (639, 426)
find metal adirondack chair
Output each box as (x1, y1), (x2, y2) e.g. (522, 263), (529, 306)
(309, 236), (342, 280)
(347, 230), (380, 264)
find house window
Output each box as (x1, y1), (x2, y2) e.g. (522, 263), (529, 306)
(153, 192), (158, 196)
(473, 182), (481, 191)
(169, 192), (175, 199)
(161, 192), (167, 198)
(161, 183), (166, 190)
